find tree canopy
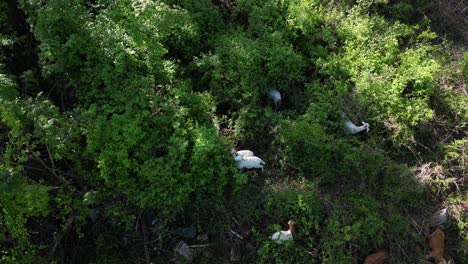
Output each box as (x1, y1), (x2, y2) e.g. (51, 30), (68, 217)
(1, 0), (466, 263)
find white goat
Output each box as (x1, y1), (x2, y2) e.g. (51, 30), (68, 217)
(234, 155), (265, 172)
(269, 89), (281, 111)
(344, 120), (370, 134)
(342, 112), (370, 134)
(271, 220), (295, 244)
(231, 148), (254, 158)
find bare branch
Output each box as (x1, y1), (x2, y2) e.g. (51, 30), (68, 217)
(140, 214), (151, 264)
(49, 214), (75, 258)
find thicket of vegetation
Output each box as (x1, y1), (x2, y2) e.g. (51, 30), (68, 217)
(0, 0), (466, 263)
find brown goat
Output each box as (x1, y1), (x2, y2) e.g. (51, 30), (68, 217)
(364, 250), (386, 264)
(426, 228), (447, 264)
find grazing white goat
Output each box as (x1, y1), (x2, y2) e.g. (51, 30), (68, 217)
(230, 148), (254, 158)
(271, 220), (295, 244)
(344, 120), (370, 134)
(342, 112), (370, 134)
(269, 89), (281, 111)
(234, 155), (265, 171)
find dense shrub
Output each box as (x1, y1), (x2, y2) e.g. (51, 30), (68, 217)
(0, 170), (50, 244)
(8, 0), (246, 259)
(336, 13), (441, 146)
(0, 168), (49, 263)
(195, 30), (305, 110)
(257, 184), (321, 263)
(320, 193), (398, 263)
(17, 0), (243, 220)
(0, 0), (465, 262)
(279, 118), (334, 177)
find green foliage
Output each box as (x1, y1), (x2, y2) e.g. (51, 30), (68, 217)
(266, 186), (321, 236)
(286, 0), (338, 58)
(234, 0), (290, 36)
(0, 75), (56, 260)
(0, 1), (13, 49)
(82, 82), (238, 216)
(320, 213), (354, 263)
(443, 139), (467, 192)
(0, 170), (49, 243)
(280, 118), (334, 177)
(0, 73), (23, 133)
(195, 30), (305, 110)
(1, 0), (466, 262)
(257, 240), (314, 264)
(0, 248), (46, 264)
(321, 194), (385, 263)
(164, 0), (225, 55)
(251, 183), (321, 263)
(16, 1), (246, 240)
(336, 14), (441, 145)
(195, 31), (263, 108)
(431, 50), (468, 126)
(0, 78), (79, 165)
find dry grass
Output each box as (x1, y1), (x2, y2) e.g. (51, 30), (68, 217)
(413, 162), (446, 187)
(409, 154), (468, 263)
(438, 47), (467, 95)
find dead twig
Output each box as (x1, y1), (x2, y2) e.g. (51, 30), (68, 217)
(395, 239), (412, 262)
(408, 215), (425, 235)
(231, 217), (240, 226)
(49, 213), (75, 258)
(140, 214), (151, 264)
(403, 144), (422, 163)
(188, 244), (214, 248)
(230, 230), (244, 240)
(45, 145), (57, 176)
(32, 154), (68, 184)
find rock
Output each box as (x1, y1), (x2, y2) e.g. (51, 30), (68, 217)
(431, 208), (450, 230)
(174, 242), (193, 263)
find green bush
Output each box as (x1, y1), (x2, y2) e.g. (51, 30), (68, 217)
(321, 195), (385, 263)
(19, 0), (234, 210)
(0, 169), (50, 243)
(257, 240), (315, 264)
(1, 0), (465, 262)
(8, 2), (248, 259)
(257, 183), (321, 263)
(265, 185), (321, 236)
(0, 169), (49, 263)
(195, 30), (304, 109)
(279, 118), (334, 177)
(337, 14), (441, 146)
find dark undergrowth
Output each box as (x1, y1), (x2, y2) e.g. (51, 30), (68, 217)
(0, 0), (466, 263)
